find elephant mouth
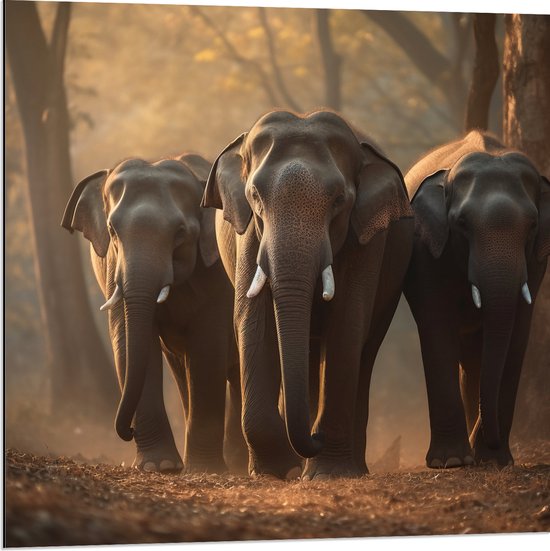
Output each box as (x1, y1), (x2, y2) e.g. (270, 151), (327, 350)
(468, 281), (532, 310)
(246, 263), (335, 302)
(100, 283), (172, 311)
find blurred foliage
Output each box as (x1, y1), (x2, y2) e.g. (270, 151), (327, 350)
(6, 3), (473, 464)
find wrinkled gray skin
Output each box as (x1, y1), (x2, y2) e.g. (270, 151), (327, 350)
(62, 154), (247, 473)
(203, 110), (414, 479)
(404, 131), (550, 468)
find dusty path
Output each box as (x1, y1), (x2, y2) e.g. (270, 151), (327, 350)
(5, 447), (550, 547)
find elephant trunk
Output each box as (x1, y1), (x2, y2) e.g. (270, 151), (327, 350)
(271, 278), (324, 458)
(475, 259), (523, 450)
(114, 269), (165, 441)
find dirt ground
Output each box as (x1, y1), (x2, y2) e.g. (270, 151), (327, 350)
(4, 441), (550, 547)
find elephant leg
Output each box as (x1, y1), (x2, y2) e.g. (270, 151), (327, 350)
(109, 306), (182, 473)
(458, 330), (482, 436)
(235, 228), (301, 479)
(415, 311), (473, 468)
(224, 359), (248, 474)
(238, 292), (302, 479)
(303, 233), (390, 480)
(162, 346), (189, 420)
(472, 300), (535, 466)
(405, 255), (473, 469)
(183, 326), (229, 474)
(353, 298), (405, 474)
(132, 331), (183, 473)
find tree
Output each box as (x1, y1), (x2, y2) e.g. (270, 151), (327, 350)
(465, 14), (499, 131)
(316, 9), (342, 111)
(6, 1), (118, 421)
(362, 10), (472, 129)
(503, 14), (550, 440)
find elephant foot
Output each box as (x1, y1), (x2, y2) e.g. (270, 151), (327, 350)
(249, 453), (302, 480)
(302, 456), (366, 480)
(132, 446), (184, 473)
(426, 438), (474, 469)
(472, 439), (513, 467)
(184, 455), (228, 475)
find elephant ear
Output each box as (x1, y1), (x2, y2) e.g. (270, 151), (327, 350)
(536, 175), (550, 262)
(351, 142), (413, 246)
(61, 169), (110, 257)
(410, 170), (449, 258)
(178, 153), (220, 267)
(198, 207), (220, 267)
(178, 153), (212, 184)
(201, 133), (252, 235)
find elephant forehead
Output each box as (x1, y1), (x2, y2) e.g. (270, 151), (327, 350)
(250, 110), (355, 148)
(108, 163), (197, 194)
(453, 151), (538, 180)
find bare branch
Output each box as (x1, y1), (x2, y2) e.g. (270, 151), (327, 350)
(258, 7), (303, 113)
(363, 10), (448, 86)
(190, 6), (279, 107)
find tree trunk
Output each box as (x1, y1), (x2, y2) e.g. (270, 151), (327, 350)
(465, 14), (499, 131)
(316, 10), (341, 112)
(503, 14), (550, 440)
(363, 10), (468, 129)
(6, 1), (118, 422)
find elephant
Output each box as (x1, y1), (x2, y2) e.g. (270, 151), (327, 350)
(61, 153), (247, 473)
(202, 109), (414, 479)
(403, 130), (550, 468)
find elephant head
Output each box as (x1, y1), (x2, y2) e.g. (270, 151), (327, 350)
(202, 110), (412, 458)
(61, 155), (218, 442)
(412, 150), (550, 449)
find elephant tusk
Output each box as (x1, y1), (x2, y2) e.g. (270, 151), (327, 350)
(100, 284), (122, 311)
(157, 285), (170, 304)
(471, 284), (481, 309)
(522, 282), (532, 305)
(322, 265), (335, 302)
(246, 265), (267, 298)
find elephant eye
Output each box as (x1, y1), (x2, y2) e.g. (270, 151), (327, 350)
(334, 194), (345, 207)
(175, 225), (187, 244)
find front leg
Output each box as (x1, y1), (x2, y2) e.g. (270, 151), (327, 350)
(109, 306), (182, 472)
(471, 297), (536, 466)
(405, 246), (473, 469)
(182, 326), (229, 474)
(304, 234), (387, 480)
(235, 226), (301, 479)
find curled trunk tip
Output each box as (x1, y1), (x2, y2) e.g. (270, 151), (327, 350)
(115, 417), (134, 441)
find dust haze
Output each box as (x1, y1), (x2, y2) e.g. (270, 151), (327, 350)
(4, 2), (545, 478)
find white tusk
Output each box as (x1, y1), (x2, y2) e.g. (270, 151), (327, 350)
(471, 284), (481, 309)
(246, 265), (267, 298)
(100, 285), (122, 311)
(322, 265), (335, 302)
(157, 285), (170, 304)
(522, 282), (532, 305)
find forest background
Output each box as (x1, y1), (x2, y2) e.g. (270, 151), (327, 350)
(5, 0), (550, 470)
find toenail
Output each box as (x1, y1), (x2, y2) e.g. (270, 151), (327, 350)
(159, 460), (175, 471)
(142, 462), (156, 471)
(445, 457), (462, 468)
(285, 466), (302, 480)
(429, 459), (444, 468)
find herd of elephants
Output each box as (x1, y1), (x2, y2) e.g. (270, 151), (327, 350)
(61, 109), (550, 480)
